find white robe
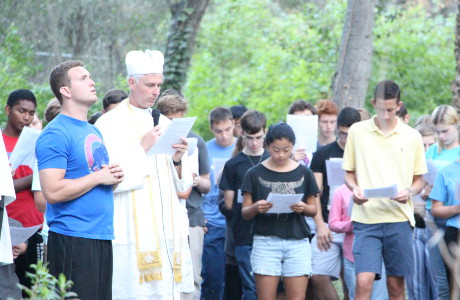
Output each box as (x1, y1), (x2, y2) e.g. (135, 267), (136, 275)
(0, 130), (16, 264)
(96, 100), (193, 299)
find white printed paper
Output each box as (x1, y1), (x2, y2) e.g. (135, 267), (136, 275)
(10, 224), (42, 246)
(212, 158), (228, 185)
(363, 184), (398, 199)
(237, 189), (243, 204)
(8, 126), (42, 171)
(0, 131), (16, 205)
(186, 137), (198, 156)
(147, 117), (197, 156)
(286, 114), (318, 153)
(423, 159), (438, 186)
(266, 193), (304, 214)
(347, 195), (354, 217)
(326, 158), (345, 187)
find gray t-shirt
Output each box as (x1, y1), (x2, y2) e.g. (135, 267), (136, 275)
(186, 131), (210, 227)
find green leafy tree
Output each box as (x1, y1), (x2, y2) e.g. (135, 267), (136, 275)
(163, 0), (211, 92)
(368, 5), (455, 121)
(0, 25), (53, 127)
(185, 0), (346, 140)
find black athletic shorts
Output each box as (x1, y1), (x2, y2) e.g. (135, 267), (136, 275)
(47, 232), (113, 300)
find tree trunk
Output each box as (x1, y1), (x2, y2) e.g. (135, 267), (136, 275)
(163, 0), (210, 93)
(451, 1), (460, 114)
(332, 0), (377, 109)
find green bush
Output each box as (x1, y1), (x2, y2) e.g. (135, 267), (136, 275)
(16, 261), (77, 300)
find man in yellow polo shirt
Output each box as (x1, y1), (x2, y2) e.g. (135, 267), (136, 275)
(343, 80), (427, 300)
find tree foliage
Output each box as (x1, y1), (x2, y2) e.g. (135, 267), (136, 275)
(0, 0), (456, 133)
(19, 261), (76, 300)
(0, 25), (53, 127)
(185, 0), (345, 140)
(369, 5), (455, 121)
(163, 0), (210, 92)
(185, 0), (455, 139)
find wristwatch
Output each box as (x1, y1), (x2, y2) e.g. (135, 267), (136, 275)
(173, 159), (182, 166)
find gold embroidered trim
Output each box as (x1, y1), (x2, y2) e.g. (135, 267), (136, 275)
(127, 101), (183, 284)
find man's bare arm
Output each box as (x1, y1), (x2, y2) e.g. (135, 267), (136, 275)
(33, 191), (46, 212)
(13, 175), (33, 193)
(40, 164), (123, 204)
(194, 173), (211, 194)
(223, 190), (235, 211)
(345, 170), (367, 205)
(312, 172), (332, 250)
(392, 175), (426, 203)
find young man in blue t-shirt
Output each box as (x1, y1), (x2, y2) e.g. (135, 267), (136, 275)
(36, 60), (124, 300)
(201, 107), (236, 299)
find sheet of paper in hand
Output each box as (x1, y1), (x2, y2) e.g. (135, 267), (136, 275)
(266, 193), (304, 214)
(363, 184), (398, 199)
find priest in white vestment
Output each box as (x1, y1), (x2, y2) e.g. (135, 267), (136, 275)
(96, 50), (193, 299)
(0, 130), (21, 299)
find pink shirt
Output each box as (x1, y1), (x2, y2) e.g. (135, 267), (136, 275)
(328, 184), (354, 262)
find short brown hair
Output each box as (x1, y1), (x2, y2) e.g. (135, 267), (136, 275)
(44, 98), (61, 122)
(316, 99), (339, 116)
(156, 94), (188, 117)
(49, 60), (84, 105)
(209, 107), (233, 127)
(288, 100), (317, 115)
(240, 109), (266, 134)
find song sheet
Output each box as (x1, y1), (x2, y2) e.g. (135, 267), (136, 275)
(8, 127), (42, 171)
(363, 184), (398, 199)
(326, 158), (345, 187)
(10, 224), (42, 246)
(266, 193), (304, 214)
(147, 117), (196, 156)
(286, 114), (318, 153)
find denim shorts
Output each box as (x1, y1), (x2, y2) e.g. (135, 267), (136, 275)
(251, 235), (312, 277)
(353, 221), (414, 278)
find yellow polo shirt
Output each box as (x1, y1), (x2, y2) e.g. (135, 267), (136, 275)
(342, 116), (427, 226)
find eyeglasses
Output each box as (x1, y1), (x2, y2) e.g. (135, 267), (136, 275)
(337, 130), (348, 138)
(243, 134), (265, 142)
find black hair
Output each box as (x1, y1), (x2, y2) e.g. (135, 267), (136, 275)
(396, 103), (408, 118)
(265, 122), (295, 146)
(337, 107), (361, 128)
(230, 105), (248, 120)
(374, 80), (401, 103)
(88, 111), (103, 125)
(102, 89), (128, 111)
(7, 89), (37, 108)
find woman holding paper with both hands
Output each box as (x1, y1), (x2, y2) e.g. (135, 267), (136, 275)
(241, 123), (319, 300)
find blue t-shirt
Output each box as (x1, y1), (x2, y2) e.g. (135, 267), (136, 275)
(425, 144), (460, 209)
(203, 138), (235, 227)
(430, 161), (460, 229)
(35, 114), (114, 240)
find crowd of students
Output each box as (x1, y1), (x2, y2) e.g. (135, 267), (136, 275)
(0, 52), (459, 300)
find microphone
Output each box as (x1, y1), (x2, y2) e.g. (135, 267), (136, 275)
(152, 108), (161, 127)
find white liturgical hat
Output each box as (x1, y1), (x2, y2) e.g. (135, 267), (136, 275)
(126, 50), (164, 76)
